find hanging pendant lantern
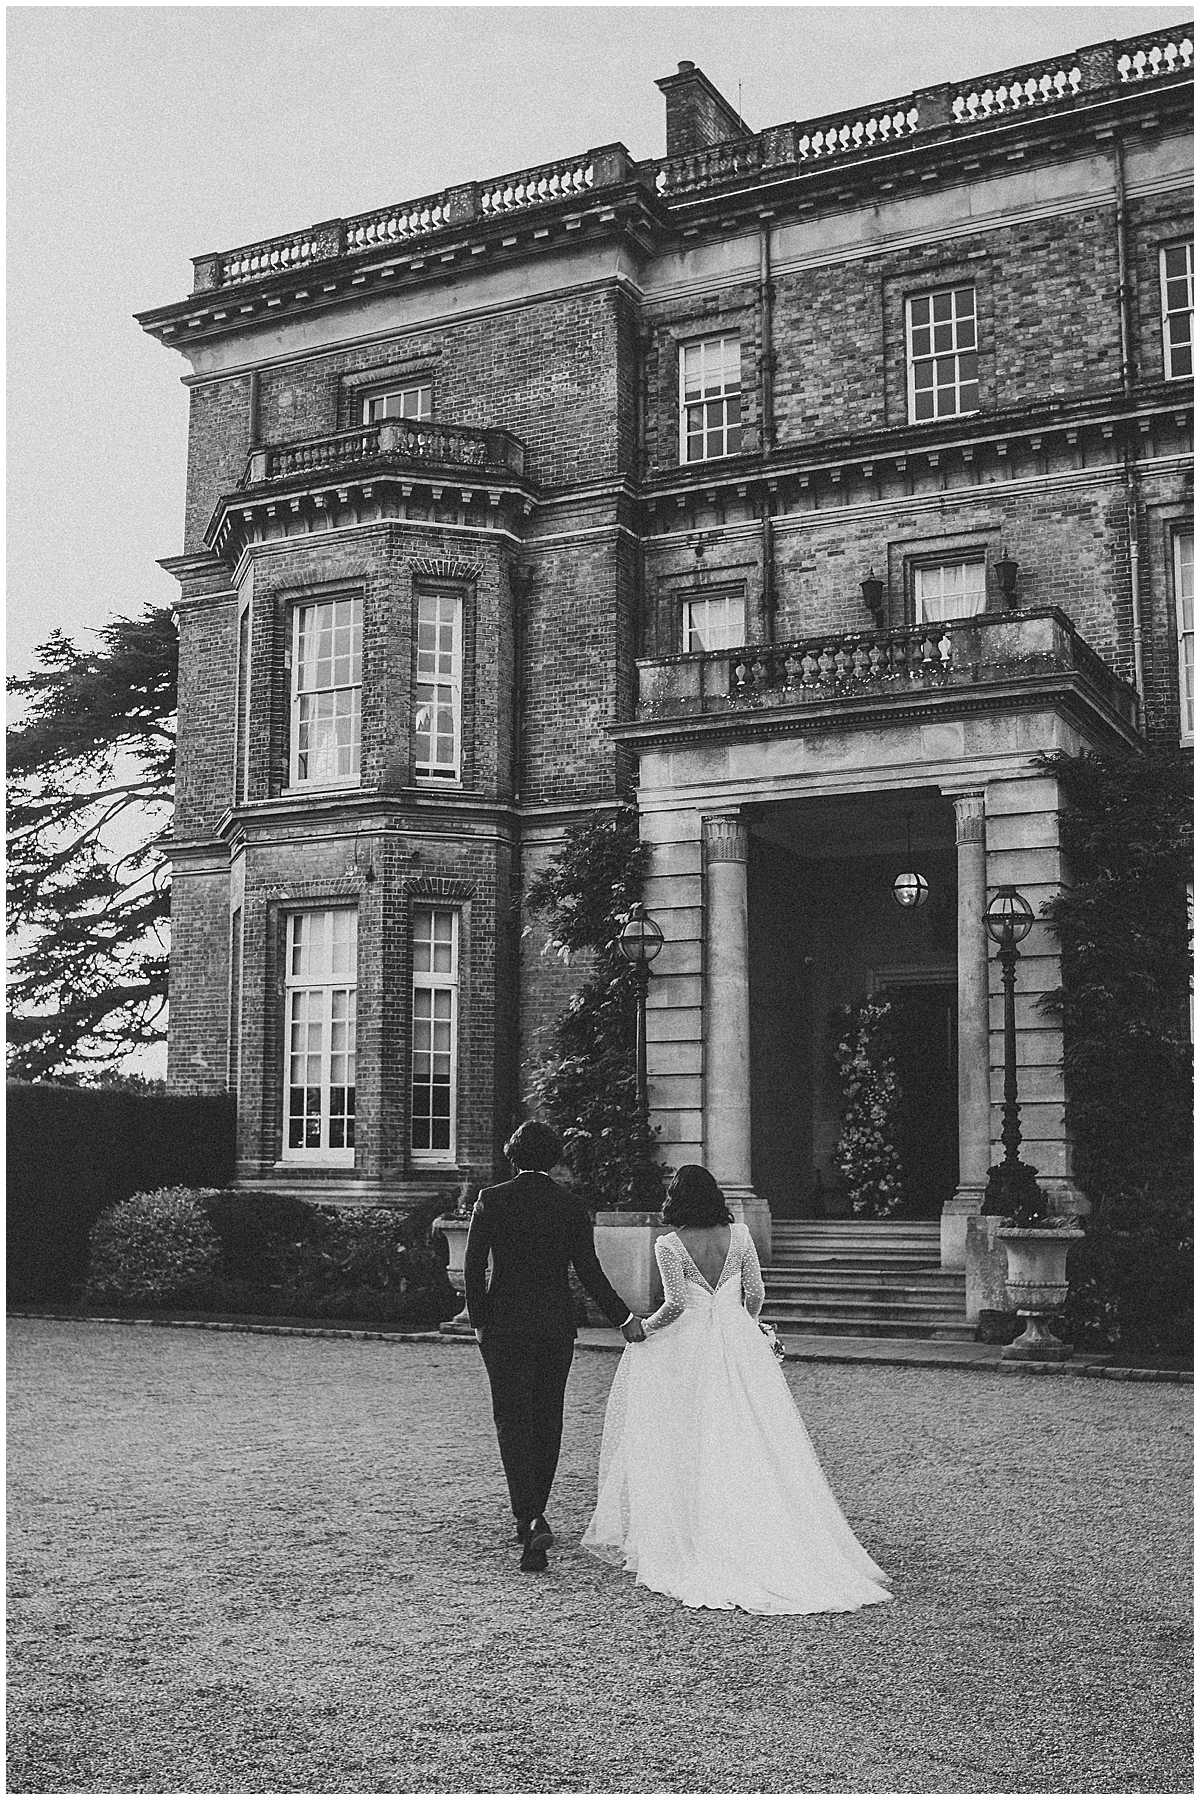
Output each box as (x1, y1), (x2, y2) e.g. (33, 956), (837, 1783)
(891, 811), (930, 910)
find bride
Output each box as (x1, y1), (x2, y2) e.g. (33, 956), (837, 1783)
(581, 1165), (893, 1616)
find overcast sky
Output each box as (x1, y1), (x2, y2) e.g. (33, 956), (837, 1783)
(7, 2), (1193, 677)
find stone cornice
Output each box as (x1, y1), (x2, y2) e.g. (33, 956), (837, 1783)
(137, 179), (665, 354)
(638, 391), (1192, 517)
(136, 28), (1191, 353)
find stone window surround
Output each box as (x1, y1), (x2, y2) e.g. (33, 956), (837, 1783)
(654, 568), (754, 660)
(680, 584), (747, 653)
(338, 352), (441, 431)
(887, 528), (1005, 629)
(882, 257), (993, 429)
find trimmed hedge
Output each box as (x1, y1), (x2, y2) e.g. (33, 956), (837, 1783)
(7, 1083), (236, 1305)
(78, 1186), (459, 1330)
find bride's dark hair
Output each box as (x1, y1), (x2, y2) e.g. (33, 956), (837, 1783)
(661, 1165), (734, 1228)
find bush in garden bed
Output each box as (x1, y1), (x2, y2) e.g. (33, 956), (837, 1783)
(83, 1187), (222, 1308)
(80, 1185), (459, 1328)
(274, 1205), (458, 1330)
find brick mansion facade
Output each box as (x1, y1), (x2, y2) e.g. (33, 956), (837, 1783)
(140, 26), (1193, 1284)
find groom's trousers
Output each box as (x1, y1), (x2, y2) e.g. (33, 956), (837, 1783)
(479, 1334), (576, 1524)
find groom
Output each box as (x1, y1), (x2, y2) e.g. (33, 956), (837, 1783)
(465, 1120), (644, 1572)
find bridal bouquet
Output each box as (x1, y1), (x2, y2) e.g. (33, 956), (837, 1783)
(759, 1320), (787, 1363)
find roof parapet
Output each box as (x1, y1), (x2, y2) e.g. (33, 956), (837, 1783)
(157, 23), (1190, 309)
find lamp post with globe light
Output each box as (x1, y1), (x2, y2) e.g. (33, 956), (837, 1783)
(617, 902), (665, 1208)
(984, 884), (1036, 1211)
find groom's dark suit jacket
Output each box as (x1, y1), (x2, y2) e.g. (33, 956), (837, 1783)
(464, 1170), (629, 1339)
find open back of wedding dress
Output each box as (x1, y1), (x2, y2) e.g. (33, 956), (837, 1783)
(581, 1222), (893, 1615)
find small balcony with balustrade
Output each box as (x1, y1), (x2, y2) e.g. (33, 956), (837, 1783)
(616, 608), (1141, 768)
(205, 417), (533, 561)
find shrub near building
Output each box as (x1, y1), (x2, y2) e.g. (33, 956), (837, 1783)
(81, 1186), (459, 1330)
(1041, 748), (1193, 1354)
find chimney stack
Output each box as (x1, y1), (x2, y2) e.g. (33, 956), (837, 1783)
(656, 60), (749, 159)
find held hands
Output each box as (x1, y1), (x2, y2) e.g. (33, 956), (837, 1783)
(621, 1316), (646, 1344)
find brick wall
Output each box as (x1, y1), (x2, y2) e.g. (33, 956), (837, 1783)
(175, 599), (237, 838)
(165, 867), (231, 1096)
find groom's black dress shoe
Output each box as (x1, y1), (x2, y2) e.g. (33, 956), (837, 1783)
(528, 1515), (553, 1553)
(519, 1542), (548, 1573)
(516, 1515), (554, 1551)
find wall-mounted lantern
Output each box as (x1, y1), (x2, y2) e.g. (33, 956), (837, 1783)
(860, 569), (885, 627)
(994, 547), (1020, 608)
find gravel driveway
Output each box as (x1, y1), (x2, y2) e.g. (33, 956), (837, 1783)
(7, 1319), (1192, 1794)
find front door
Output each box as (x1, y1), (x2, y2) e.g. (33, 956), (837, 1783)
(879, 981), (958, 1220)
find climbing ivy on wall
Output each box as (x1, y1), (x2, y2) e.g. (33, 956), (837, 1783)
(523, 806), (658, 1211)
(1039, 748), (1193, 1353)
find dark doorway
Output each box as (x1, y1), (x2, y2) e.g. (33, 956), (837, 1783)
(879, 981), (958, 1220)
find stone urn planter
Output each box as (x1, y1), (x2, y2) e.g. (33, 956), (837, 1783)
(432, 1215), (472, 1333)
(998, 1225), (1084, 1361)
(594, 1212), (671, 1320)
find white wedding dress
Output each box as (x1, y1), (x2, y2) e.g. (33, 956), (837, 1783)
(581, 1222), (893, 1615)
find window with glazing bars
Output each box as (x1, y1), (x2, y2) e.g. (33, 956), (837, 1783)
(679, 334), (742, 463)
(414, 590), (462, 779)
(906, 286), (979, 422)
(682, 591), (746, 652)
(411, 907), (458, 1161)
(291, 596), (362, 786)
(1161, 243), (1194, 381)
(914, 560), (987, 623)
(362, 382), (432, 424)
(284, 908), (357, 1160)
(1175, 528), (1194, 743)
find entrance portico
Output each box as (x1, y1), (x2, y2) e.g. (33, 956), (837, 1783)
(612, 608), (1141, 1272)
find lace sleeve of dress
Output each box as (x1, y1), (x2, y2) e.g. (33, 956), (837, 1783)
(741, 1224), (766, 1320)
(641, 1235), (688, 1335)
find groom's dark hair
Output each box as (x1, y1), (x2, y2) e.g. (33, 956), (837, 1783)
(662, 1165), (734, 1228)
(504, 1119), (562, 1171)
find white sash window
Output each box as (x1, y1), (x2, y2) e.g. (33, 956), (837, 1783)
(679, 334), (742, 464)
(284, 909), (357, 1163)
(907, 286), (979, 422)
(414, 590), (462, 780)
(682, 591), (745, 652)
(914, 560), (987, 623)
(411, 907), (458, 1163)
(1160, 243), (1194, 382)
(290, 596), (362, 787)
(362, 381), (432, 424)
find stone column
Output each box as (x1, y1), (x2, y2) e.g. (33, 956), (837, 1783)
(702, 813), (771, 1260)
(942, 790), (990, 1271)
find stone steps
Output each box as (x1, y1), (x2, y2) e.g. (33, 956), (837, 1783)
(763, 1218), (971, 1341)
